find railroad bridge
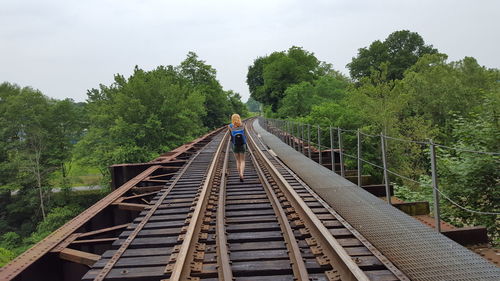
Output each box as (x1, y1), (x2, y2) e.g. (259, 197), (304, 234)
(0, 118), (499, 281)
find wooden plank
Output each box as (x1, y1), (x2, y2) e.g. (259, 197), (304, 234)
(227, 231), (285, 243)
(71, 237), (118, 245)
(59, 248), (100, 267)
(101, 247), (172, 258)
(147, 172), (177, 179)
(442, 226), (488, 245)
(82, 266), (166, 281)
(131, 185), (164, 193)
(229, 241), (286, 252)
(112, 237), (179, 248)
(226, 222), (280, 232)
(119, 228), (182, 238)
(364, 270), (399, 281)
(144, 179), (169, 183)
(92, 255), (169, 268)
(393, 201), (429, 216)
(113, 202), (149, 211)
(120, 191), (159, 201)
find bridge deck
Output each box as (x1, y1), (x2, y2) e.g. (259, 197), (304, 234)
(252, 118), (500, 281)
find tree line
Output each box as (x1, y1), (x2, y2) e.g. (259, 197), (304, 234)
(247, 30), (499, 243)
(0, 52), (248, 265)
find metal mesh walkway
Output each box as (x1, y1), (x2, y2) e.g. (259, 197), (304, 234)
(253, 119), (500, 281)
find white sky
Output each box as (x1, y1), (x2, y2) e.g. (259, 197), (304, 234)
(1, 0), (499, 102)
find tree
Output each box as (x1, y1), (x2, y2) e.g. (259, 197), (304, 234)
(226, 90), (248, 117)
(50, 99), (86, 188)
(438, 93), (500, 243)
(278, 73), (349, 118)
(0, 83), (64, 220)
(179, 52), (232, 128)
(247, 46), (322, 111)
(399, 54), (499, 140)
(245, 97), (261, 112)
(347, 30), (438, 81)
(76, 64), (208, 173)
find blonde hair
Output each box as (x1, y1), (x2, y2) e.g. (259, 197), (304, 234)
(231, 114), (242, 127)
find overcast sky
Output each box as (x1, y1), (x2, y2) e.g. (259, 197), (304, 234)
(1, 0), (499, 102)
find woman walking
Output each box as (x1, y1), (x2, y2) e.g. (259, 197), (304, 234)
(228, 114), (246, 181)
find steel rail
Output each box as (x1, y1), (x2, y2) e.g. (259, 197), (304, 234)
(247, 124), (311, 281)
(165, 131), (230, 281)
(92, 135), (211, 281)
(215, 139), (233, 281)
(257, 133), (410, 280)
(247, 125), (371, 281)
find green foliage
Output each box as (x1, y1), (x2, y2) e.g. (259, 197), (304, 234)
(0, 247), (15, 267)
(76, 64), (207, 172)
(226, 90), (249, 117)
(0, 190), (107, 265)
(437, 95), (500, 244)
(245, 97), (261, 112)
(77, 52), (247, 173)
(0, 83), (85, 221)
(29, 206), (82, 240)
(179, 52), (233, 128)
(250, 38), (498, 241)
(278, 74), (349, 118)
(400, 54), (499, 139)
(247, 46), (323, 111)
(347, 30), (438, 81)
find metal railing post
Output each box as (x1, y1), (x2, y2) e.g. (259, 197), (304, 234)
(280, 120), (284, 141)
(296, 122), (300, 151)
(299, 122), (304, 153)
(330, 126), (335, 171)
(302, 123), (306, 155)
(357, 129), (362, 187)
(318, 125), (322, 165)
(430, 139), (441, 233)
(380, 133), (391, 204)
(338, 128), (345, 177)
(286, 121), (290, 145)
(307, 124), (311, 159)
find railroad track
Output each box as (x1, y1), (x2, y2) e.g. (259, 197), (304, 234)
(82, 119), (409, 281)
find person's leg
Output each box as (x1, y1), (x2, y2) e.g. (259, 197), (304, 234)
(240, 153), (245, 178)
(234, 152), (240, 175)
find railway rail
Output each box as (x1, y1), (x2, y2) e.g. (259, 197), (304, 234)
(80, 119), (408, 281)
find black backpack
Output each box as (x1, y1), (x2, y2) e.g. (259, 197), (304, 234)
(234, 133), (245, 146)
(231, 126), (246, 146)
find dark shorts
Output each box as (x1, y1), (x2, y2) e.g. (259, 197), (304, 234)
(232, 144), (246, 153)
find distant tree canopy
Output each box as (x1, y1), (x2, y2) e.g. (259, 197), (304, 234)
(77, 52), (247, 172)
(247, 46), (324, 111)
(0, 82), (84, 224)
(179, 52), (247, 128)
(246, 34), (499, 242)
(347, 30), (439, 81)
(0, 52), (248, 265)
(245, 96), (261, 112)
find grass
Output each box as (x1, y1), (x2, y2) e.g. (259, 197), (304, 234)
(49, 161), (103, 188)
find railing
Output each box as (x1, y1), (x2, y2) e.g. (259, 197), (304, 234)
(260, 117), (500, 233)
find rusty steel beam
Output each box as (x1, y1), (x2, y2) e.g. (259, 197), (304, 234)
(0, 165), (163, 281)
(110, 127), (224, 188)
(77, 224), (130, 239)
